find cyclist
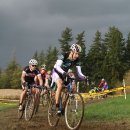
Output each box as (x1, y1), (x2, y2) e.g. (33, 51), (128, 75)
(19, 59), (43, 110)
(98, 78), (108, 91)
(51, 43), (86, 114)
(39, 64), (51, 94)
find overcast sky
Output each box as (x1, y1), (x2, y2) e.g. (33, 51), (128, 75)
(0, 0), (130, 68)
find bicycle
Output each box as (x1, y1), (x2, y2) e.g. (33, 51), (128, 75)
(18, 84), (39, 121)
(40, 86), (49, 107)
(47, 76), (84, 130)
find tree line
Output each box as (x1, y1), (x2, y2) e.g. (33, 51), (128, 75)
(0, 26), (130, 90)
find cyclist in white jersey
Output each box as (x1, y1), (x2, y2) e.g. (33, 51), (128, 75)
(51, 43), (86, 114)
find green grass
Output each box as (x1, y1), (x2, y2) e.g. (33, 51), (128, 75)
(84, 94), (130, 121)
(0, 102), (17, 111)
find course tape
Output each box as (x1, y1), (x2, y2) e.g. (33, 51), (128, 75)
(81, 86), (130, 99)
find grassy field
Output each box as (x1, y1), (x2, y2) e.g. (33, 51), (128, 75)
(1, 94), (130, 121)
(1, 90), (130, 122)
(84, 94), (130, 121)
(0, 102), (17, 111)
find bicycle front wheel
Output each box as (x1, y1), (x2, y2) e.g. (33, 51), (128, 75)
(65, 92), (84, 130)
(25, 95), (35, 121)
(18, 99), (26, 120)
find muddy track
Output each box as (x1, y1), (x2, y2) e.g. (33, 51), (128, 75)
(0, 104), (130, 130)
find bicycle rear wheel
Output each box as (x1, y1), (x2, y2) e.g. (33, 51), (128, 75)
(25, 95), (35, 121)
(65, 92), (84, 130)
(48, 93), (59, 127)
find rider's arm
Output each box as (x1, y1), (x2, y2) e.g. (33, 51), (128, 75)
(76, 66), (86, 80)
(44, 74), (51, 88)
(54, 59), (65, 74)
(37, 74), (43, 86)
(44, 78), (49, 88)
(21, 71), (26, 83)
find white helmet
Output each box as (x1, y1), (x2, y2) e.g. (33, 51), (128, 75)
(68, 69), (72, 73)
(101, 78), (105, 81)
(70, 44), (82, 52)
(29, 59), (38, 65)
(41, 64), (46, 69)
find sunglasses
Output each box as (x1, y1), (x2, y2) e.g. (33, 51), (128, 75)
(32, 65), (37, 67)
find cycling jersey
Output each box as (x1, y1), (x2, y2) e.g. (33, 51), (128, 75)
(52, 52), (85, 81)
(41, 72), (48, 84)
(23, 66), (40, 84)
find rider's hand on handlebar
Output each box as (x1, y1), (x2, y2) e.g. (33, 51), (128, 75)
(62, 72), (69, 79)
(22, 81), (27, 87)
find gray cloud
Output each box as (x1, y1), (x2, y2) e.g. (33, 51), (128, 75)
(0, 0), (130, 68)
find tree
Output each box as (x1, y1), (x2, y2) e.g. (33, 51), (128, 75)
(125, 32), (130, 69)
(86, 30), (104, 84)
(38, 50), (45, 67)
(76, 31), (87, 74)
(45, 46), (58, 70)
(103, 26), (127, 86)
(0, 72), (9, 88)
(58, 27), (73, 53)
(0, 68), (2, 78)
(5, 59), (21, 88)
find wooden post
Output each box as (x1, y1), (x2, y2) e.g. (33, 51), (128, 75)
(123, 79), (126, 100)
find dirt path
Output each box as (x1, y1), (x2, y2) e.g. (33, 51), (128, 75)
(0, 89), (130, 130)
(0, 105), (130, 130)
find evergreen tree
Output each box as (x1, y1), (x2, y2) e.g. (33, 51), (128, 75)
(0, 68), (2, 78)
(125, 32), (130, 69)
(86, 30), (104, 84)
(10, 67), (21, 89)
(0, 72), (9, 88)
(103, 26), (127, 86)
(76, 31), (87, 74)
(45, 46), (58, 70)
(38, 50), (45, 67)
(58, 27), (73, 53)
(1, 59), (22, 88)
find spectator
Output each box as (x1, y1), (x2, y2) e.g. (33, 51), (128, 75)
(98, 78), (108, 91)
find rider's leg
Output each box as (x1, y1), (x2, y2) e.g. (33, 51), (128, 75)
(55, 79), (63, 107)
(34, 87), (41, 113)
(35, 88), (40, 103)
(19, 85), (26, 110)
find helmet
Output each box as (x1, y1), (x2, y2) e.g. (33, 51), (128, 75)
(41, 64), (46, 69)
(68, 69), (72, 73)
(29, 59), (38, 65)
(101, 78), (105, 81)
(47, 70), (51, 75)
(70, 44), (82, 52)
